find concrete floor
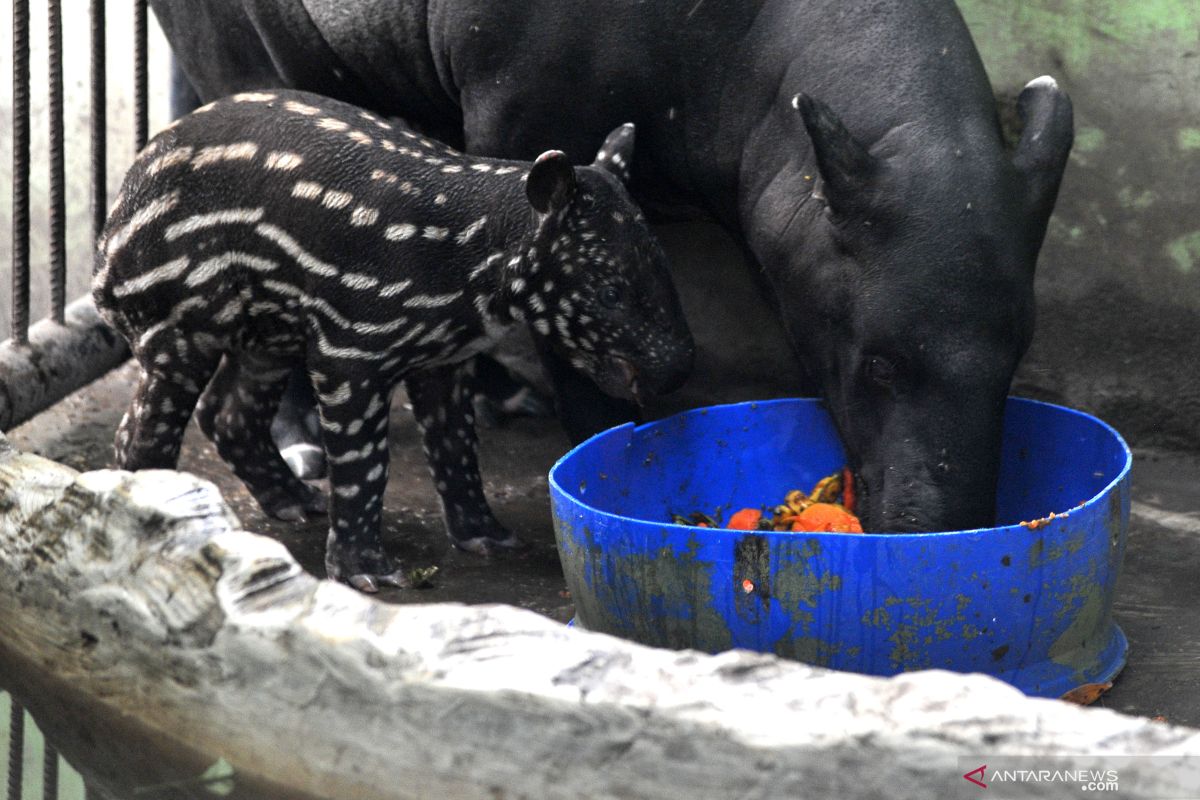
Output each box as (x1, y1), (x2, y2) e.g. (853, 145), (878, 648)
(9, 360), (1200, 727)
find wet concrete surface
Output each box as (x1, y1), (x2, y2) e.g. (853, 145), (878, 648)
(8, 361), (1200, 727)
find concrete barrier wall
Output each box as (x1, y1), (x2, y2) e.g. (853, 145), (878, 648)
(1, 435), (1199, 799)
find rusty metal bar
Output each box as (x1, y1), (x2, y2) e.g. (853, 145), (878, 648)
(49, 0), (67, 325)
(91, 0), (107, 242)
(134, 0), (149, 152)
(12, 0), (32, 345)
(42, 744), (58, 800)
(0, 297), (130, 432)
(6, 700), (24, 800)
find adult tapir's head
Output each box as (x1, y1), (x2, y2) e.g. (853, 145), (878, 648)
(758, 77), (1072, 533)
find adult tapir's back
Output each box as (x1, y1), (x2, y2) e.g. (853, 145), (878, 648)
(150, 0), (1074, 533)
(153, 0), (1004, 205)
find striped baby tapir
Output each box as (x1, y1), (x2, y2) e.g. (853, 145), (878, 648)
(93, 89), (694, 593)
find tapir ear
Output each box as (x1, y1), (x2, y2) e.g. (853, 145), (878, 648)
(592, 123), (636, 184)
(526, 150), (578, 214)
(1012, 76), (1074, 233)
(793, 94), (878, 216)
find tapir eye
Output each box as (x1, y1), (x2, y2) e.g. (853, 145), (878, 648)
(865, 355), (898, 388)
(598, 285), (622, 308)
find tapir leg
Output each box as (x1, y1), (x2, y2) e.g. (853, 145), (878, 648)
(272, 354), (550, 481)
(116, 361), (216, 471)
(196, 354), (327, 522)
(312, 370), (406, 593)
(405, 361), (526, 555)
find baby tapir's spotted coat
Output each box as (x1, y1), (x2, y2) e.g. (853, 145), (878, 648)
(94, 89), (694, 592)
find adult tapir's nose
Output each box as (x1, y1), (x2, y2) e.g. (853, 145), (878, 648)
(858, 439), (1003, 533)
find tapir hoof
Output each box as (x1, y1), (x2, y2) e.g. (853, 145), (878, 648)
(452, 532), (530, 557)
(258, 484), (327, 522)
(324, 530), (412, 593)
(347, 570), (411, 594)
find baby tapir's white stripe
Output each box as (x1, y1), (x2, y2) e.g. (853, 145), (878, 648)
(310, 318), (386, 360)
(112, 256), (191, 298)
(340, 272), (380, 291)
(318, 381), (352, 406)
(292, 181), (324, 200)
(165, 208), (265, 241)
(350, 206), (380, 226)
(284, 100), (321, 116)
(385, 223), (417, 241)
(233, 91), (277, 103)
(352, 317), (411, 335)
(103, 190), (181, 258)
(378, 280), (412, 297)
(134, 296), (207, 352)
(146, 147), (194, 176)
(185, 251), (279, 288)
(191, 142), (260, 170)
(455, 216), (488, 245)
(262, 280), (355, 329)
(403, 292), (462, 309)
(254, 223), (340, 278)
(322, 190), (354, 209)
(470, 253), (506, 281)
(265, 151), (304, 171)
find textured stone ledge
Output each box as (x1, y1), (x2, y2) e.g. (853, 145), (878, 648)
(0, 436), (1196, 799)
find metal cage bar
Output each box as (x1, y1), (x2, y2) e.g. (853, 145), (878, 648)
(134, 0), (148, 152)
(6, 701), (24, 800)
(12, 0), (32, 344)
(0, 0), (129, 433)
(48, 0), (67, 324)
(90, 0), (107, 242)
(42, 744), (58, 800)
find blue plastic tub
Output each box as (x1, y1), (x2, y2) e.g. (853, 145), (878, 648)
(549, 398), (1131, 697)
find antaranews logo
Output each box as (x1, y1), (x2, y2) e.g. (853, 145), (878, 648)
(961, 764), (1120, 792)
(963, 765), (987, 789)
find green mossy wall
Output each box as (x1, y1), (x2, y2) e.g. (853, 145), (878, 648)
(958, 0), (1200, 446)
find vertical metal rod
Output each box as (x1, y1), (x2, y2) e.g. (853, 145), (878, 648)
(12, 0), (32, 344)
(90, 0), (107, 243)
(6, 701), (24, 800)
(42, 745), (58, 800)
(48, 0), (67, 325)
(134, 0), (149, 152)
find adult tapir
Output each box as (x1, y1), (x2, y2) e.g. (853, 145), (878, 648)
(150, 0), (1073, 533)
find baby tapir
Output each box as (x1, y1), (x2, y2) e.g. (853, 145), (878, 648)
(93, 89), (694, 592)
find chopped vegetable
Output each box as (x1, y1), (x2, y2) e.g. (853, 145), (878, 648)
(727, 508), (763, 530)
(671, 470), (863, 533)
(407, 565), (439, 588)
(791, 502), (863, 533)
(1060, 681), (1113, 705)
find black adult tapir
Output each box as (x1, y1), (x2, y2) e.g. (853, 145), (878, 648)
(150, 0), (1073, 533)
